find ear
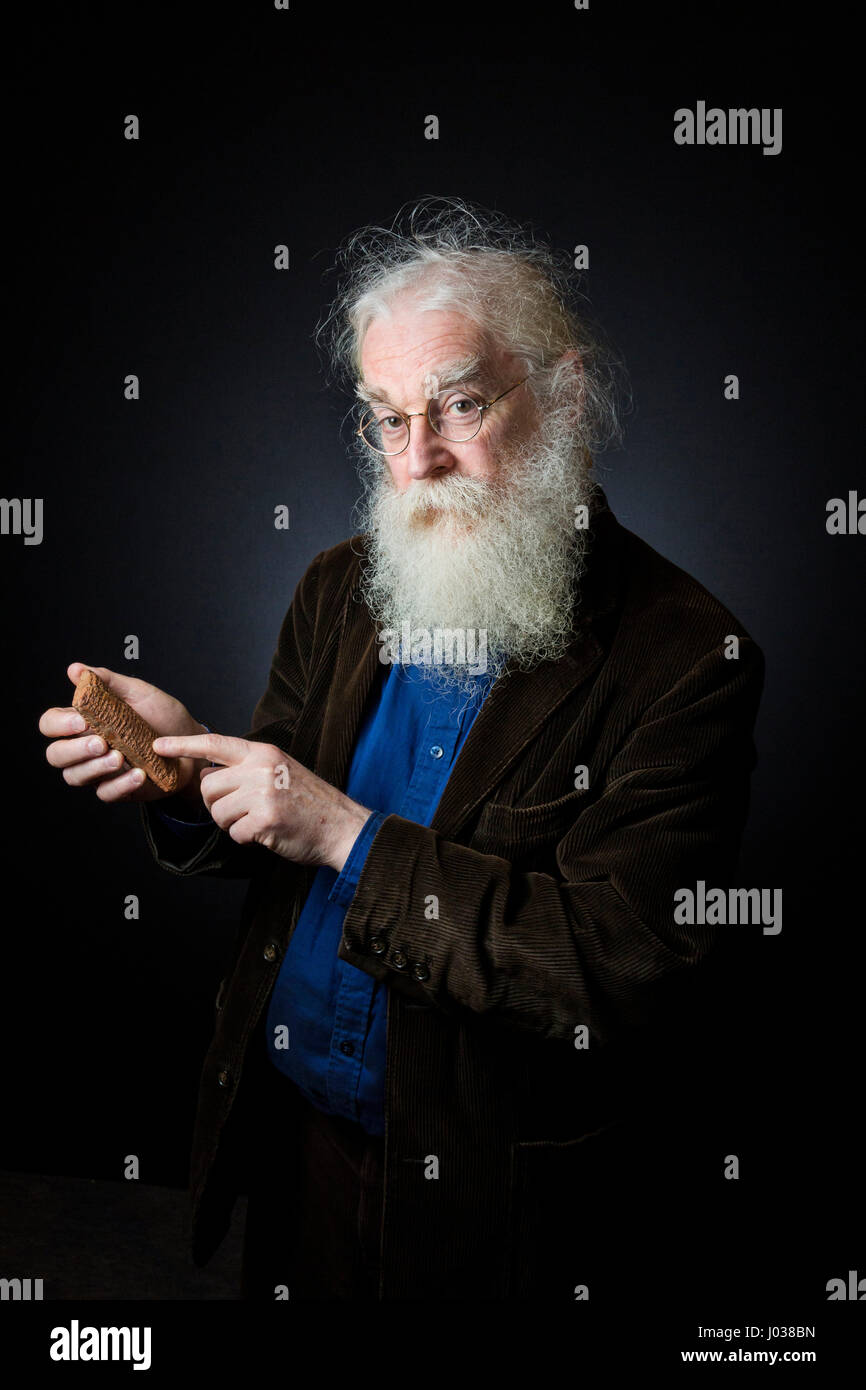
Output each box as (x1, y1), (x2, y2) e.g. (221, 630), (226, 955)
(557, 348), (584, 384)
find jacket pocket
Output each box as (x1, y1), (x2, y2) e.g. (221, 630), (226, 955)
(471, 789), (589, 866)
(506, 1121), (629, 1299)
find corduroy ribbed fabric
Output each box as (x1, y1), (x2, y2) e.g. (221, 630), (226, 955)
(140, 488), (764, 1299)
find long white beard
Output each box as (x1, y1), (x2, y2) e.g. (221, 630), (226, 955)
(354, 404), (599, 694)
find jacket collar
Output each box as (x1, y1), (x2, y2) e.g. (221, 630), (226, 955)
(314, 486), (624, 839)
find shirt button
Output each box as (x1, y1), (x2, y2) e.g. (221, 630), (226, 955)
(217, 1069), (231, 1088)
(339, 1040), (355, 1057)
(391, 949), (408, 970)
(370, 935), (388, 955)
(263, 943), (278, 962)
(412, 961), (430, 982)
(429, 745), (444, 759)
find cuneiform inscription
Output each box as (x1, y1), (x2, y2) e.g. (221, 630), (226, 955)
(72, 670), (178, 793)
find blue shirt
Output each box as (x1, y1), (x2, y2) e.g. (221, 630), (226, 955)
(156, 660), (495, 1135)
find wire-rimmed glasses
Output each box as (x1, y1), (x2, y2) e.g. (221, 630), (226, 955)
(357, 376), (529, 456)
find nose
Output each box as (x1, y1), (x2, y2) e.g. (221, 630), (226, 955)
(403, 414), (458, 482)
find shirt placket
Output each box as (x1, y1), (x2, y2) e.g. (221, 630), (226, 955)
(399, 697), (465, 823)
(325, 691), (467, 1121)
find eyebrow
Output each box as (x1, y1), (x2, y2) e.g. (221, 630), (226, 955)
(355, 352), (494, 405)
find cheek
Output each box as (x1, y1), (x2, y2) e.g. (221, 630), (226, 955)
(384, 459), (407, 489)
(462, 438), (498, 479)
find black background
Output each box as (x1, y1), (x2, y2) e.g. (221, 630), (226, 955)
(3, 0), (863, 1308)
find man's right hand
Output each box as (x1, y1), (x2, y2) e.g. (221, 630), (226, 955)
(39, 661), (211, 806)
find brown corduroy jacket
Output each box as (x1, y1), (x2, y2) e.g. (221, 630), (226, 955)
(140, 488), (764, 1299)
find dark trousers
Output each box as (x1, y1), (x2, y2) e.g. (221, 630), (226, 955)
(240, 1066), (385, 1301)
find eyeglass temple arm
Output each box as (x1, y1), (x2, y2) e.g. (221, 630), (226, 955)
(482, 375), (530, 410)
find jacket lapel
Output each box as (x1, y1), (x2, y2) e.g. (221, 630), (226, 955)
(313, 488), (624, 841)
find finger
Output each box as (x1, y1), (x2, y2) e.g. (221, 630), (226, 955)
(152, 732), (251, 765)
(198, 765), (241, 810)
(66, 661), (146, 703)
(46, 733), (111, 768)
(199, 763), (275, 795)
(94, 766), (150, 802)
(62, 747), (128, 786)
(198, 764), (239, 784)
(39, 707), (88, 737)
(226, 812), (259, 844)
(201, 786), (250, 830)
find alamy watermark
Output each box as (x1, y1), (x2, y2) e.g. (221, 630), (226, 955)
(49, 1320), (151, 1370)
(378, 622), (488, 675)
(1, 1276), (43, 1299)
(1, 497), (43, 544)
(674, 103), (782, 156)
(674, 881), (782, 935)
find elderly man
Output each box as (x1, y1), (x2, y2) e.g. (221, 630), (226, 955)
(41, 198), (764, 1301)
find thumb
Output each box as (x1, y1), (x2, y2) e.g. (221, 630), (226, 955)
(67, 661), (149, 703)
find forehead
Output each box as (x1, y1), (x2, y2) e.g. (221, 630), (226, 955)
(358, 306), (499, 401)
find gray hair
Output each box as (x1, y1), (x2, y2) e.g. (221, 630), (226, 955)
(314, 194), (630, 456)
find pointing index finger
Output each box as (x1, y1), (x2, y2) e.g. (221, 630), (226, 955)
(152, 732), (250, 765)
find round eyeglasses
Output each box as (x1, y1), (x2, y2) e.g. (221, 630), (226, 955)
(357, 376), (529, 455)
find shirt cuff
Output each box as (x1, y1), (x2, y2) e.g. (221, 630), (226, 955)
(153, 805), (214, 836)
(152, 720), (216, 836)
(327, 810), (388, 909)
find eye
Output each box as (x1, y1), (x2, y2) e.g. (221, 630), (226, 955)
(371, 409), (403, 431)
(442, 392), (480, 417)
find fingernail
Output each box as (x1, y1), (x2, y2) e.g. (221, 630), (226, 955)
(88, 737), (105, 755)
(69, 715), (85, 731)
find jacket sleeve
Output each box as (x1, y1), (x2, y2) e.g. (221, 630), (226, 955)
(139, 550), (323, 879)
(338, 638), (765, 1044)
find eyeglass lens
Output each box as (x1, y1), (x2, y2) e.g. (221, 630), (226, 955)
(360, 387), (483, 452)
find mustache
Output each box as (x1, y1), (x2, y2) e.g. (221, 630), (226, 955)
(378, 468), (523, 524)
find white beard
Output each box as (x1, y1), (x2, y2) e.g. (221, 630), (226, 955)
(354, 404), (599, 694)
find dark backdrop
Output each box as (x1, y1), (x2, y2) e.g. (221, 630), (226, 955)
(4, 1), (862, 1305)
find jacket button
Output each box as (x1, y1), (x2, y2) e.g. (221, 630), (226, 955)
(217, 1069), (231, 1088)
(412, 961), (430, 982)
(370, 935), (388, 955)
(391, 949), (408, 970)
(263, 943), (278, 962)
